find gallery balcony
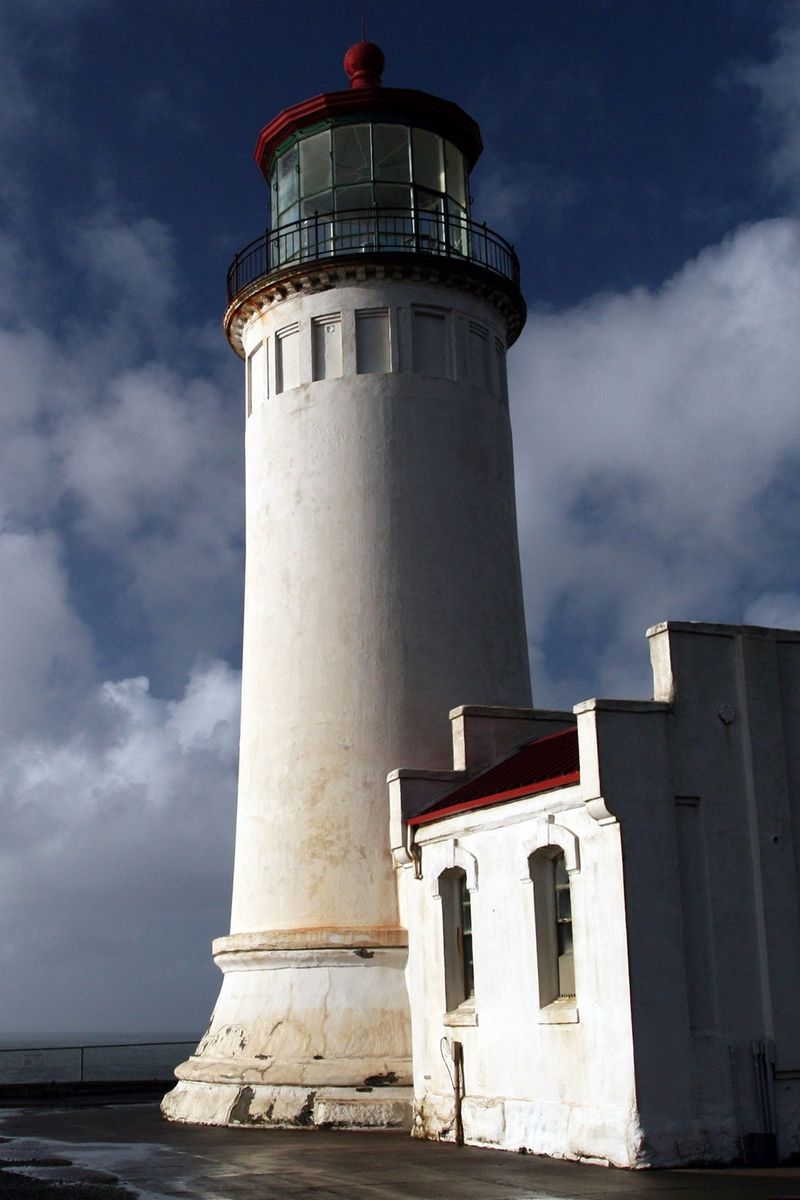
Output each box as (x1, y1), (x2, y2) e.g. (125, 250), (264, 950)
(225, 206), (525, 343)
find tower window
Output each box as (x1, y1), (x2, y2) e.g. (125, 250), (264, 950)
(275, 324), (300, 394)
(355, 309), (390, 374)
(439, 868), (475, 1012)
(493, 337), (508, 401)
(468, 322), (489, 388)
(246, 340), (267, 416)
(412, 308), (450, 379)
(312, 315), (342, 382)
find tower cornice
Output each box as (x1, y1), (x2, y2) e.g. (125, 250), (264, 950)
(223, 253), (526, 358)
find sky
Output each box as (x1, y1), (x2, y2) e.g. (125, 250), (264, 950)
(1, 0), (799, 1036)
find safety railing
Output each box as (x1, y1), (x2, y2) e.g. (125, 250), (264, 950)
(0, 1039), (197, 1084)
(227, 206), (520, 302)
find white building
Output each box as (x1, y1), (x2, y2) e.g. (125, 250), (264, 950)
(163, 43), (800, 1169)
(392, 620), (800, 1166)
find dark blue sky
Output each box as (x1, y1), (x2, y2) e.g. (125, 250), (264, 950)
(2, 0), (799, 1034)
(13, 2), (781, 317)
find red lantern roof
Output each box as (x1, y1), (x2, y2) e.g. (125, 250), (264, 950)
(254, 42), (483, 179)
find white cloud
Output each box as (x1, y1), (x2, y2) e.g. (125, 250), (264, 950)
(0, 527), (95, 740)
(744, 590), (800, 630)
(472, 160), (578, 240)
(0, 660), (239, 1031)
(743, 3), (800, 199)
(512, 217), (800, 704)
(69, 214), (178, 336)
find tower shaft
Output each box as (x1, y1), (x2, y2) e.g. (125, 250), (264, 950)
(163, 43), (531, 1128)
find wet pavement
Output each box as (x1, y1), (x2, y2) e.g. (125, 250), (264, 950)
(0, 1103), (799, 1199)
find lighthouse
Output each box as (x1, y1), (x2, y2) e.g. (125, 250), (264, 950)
(163, 42), (531, 1129)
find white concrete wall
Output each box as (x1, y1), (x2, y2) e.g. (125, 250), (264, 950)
(233, 278), (531, 937)
(579, 621), (800, 1164)
(638, 622), (800, 1163)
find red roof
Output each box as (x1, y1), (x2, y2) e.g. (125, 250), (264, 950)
(408, 727), (579, 827)
(254, 87), (483, 179)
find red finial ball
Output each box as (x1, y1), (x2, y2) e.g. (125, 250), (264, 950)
(343, 41), (385, 89)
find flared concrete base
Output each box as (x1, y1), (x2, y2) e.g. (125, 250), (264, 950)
(161, 933), (413, 1129)
(162, 1079), (412, 1129)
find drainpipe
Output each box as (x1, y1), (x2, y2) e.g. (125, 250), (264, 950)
(453, 1040), (464, 1146)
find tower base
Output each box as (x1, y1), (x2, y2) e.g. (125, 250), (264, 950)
(161, 932), (413, 1129)
(162, 1079), (412, 1129)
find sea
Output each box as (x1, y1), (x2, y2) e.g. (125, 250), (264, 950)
(0, 1032), (201, 1085)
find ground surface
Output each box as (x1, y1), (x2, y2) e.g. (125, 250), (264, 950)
(0, 1103), (799, 1199)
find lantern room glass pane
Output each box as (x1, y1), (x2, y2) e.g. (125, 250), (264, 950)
(412, 128), (444, 192)
(373, 124), (410, 181)
(375, 183), (411, 210)
(334, 124), (371, 186)
(301, 191), (333, 218)
(336, 183), (374, 211)
(447, 198), (467, 255)
(301, 191), (334, 257)
(276, 143), (299, 214)
(444, 140), (466, 207)
(300, 130), (331, 198)
(375, 185), (412, 248)
(415, 190), (443, 248)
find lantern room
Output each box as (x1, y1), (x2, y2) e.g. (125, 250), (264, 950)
(225, 41), (524, 345)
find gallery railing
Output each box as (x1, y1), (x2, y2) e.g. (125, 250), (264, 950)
(227, 206), (520, 302)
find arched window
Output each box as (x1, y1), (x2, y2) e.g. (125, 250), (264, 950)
(529, 848), (575, 1007)
(439, 867), (475, 1012)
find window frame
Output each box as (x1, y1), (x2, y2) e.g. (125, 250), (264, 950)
(523, 819), (580, 1024)
(438, 867), (476, 1018)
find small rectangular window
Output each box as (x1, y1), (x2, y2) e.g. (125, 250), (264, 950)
(468, 323), (489, 388)
(355, 309), (390, 374)
(246, 340), (267, 416)
(276, 324), (300, 393)
(312, 315), (342, 381)
(494, 337), (507, 400)
(413, 309), (450, 379)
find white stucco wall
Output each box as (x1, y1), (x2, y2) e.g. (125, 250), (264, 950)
(400, 783), (641, 1166)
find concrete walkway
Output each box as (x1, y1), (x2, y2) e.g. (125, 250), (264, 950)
(0, 1103), (799, 1199)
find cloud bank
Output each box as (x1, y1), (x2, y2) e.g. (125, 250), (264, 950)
(512, 218), (800, 702)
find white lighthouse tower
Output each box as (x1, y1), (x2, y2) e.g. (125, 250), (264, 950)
(163, 41), (531, 1129)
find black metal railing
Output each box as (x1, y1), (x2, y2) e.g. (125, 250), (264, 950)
(227, 206), (520, 302)
(0, 1039), (198, 1085)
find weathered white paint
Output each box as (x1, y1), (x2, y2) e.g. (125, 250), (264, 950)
(395, 623), (800, 1167)
(163, 275), (531, 1126)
